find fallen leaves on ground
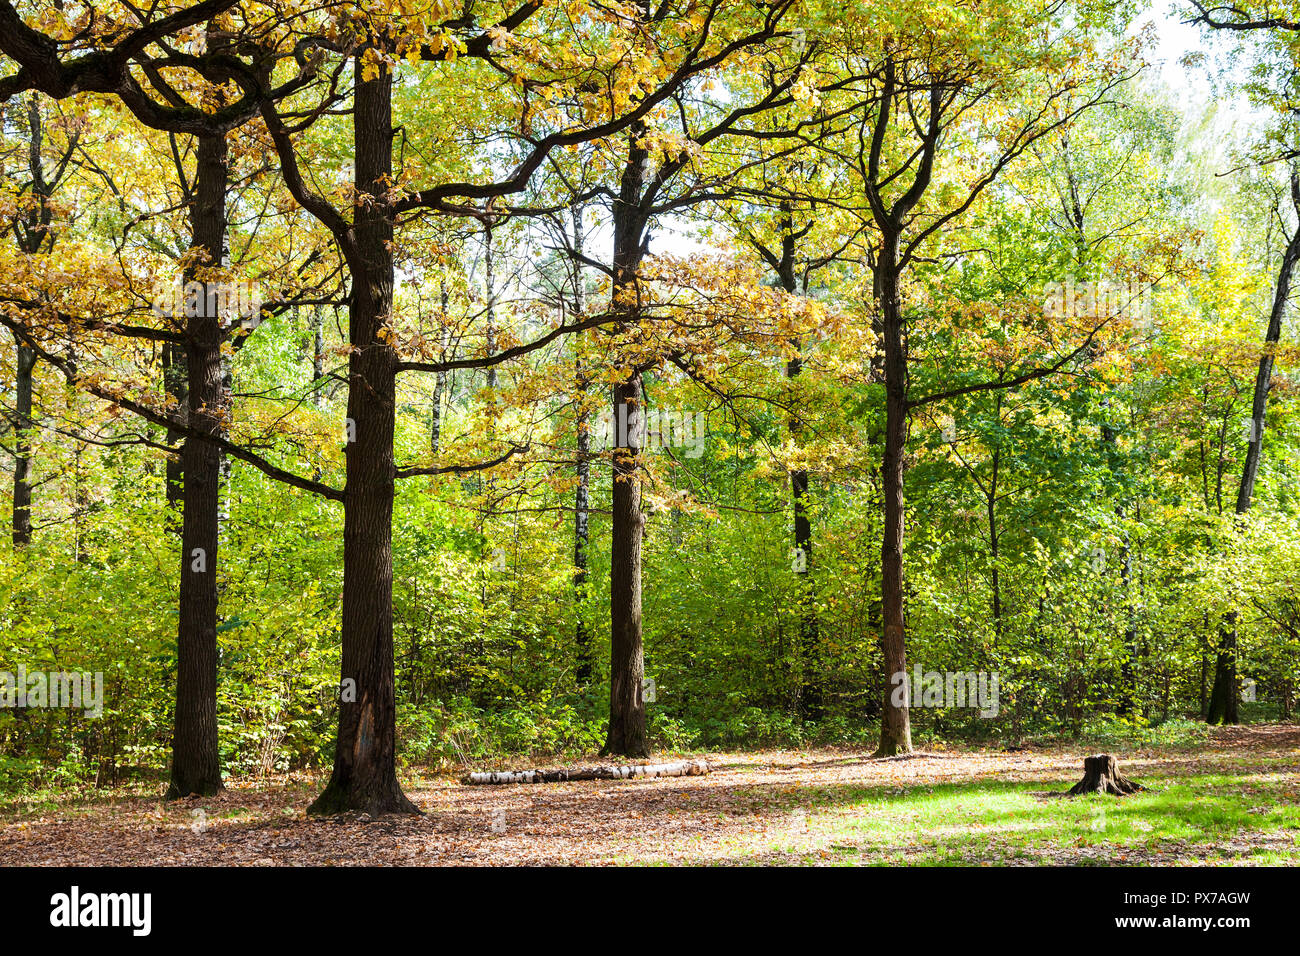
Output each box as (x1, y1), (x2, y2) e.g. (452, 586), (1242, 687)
(1, 725), (1297, 866)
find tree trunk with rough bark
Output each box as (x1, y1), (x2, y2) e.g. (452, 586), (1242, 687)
(604, 373), (648, 758)
(602, 133), (651, 758)
(308, 61), (418, 816)
(876, 230), (912, 756)
(165, 131), (228, 799)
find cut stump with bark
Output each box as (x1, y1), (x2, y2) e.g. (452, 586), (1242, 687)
(1066, 754), (1146, 796)
(462, 759), (710, 786)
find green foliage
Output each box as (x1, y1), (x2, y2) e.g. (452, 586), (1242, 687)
(1, 2), (1298, 795)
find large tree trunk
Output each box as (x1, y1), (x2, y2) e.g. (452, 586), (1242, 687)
(876, 233), (912, 756)
(308, 61), (417, 816)
(603, 373), (648, 757)
(602, 135), (650, 758)
(165, 132), (227, 799)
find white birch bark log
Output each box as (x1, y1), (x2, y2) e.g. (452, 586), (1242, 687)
(462, 758), (710, 785)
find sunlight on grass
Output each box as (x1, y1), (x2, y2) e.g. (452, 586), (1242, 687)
(705, 761), (1300, 866)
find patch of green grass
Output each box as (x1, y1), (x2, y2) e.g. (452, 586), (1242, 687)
(709, 759), (1300, 866)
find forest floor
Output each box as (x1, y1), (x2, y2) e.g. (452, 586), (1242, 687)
(2, 724), (1297, 866)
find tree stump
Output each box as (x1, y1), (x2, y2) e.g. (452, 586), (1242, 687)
(1066, 754), (1145, 796)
